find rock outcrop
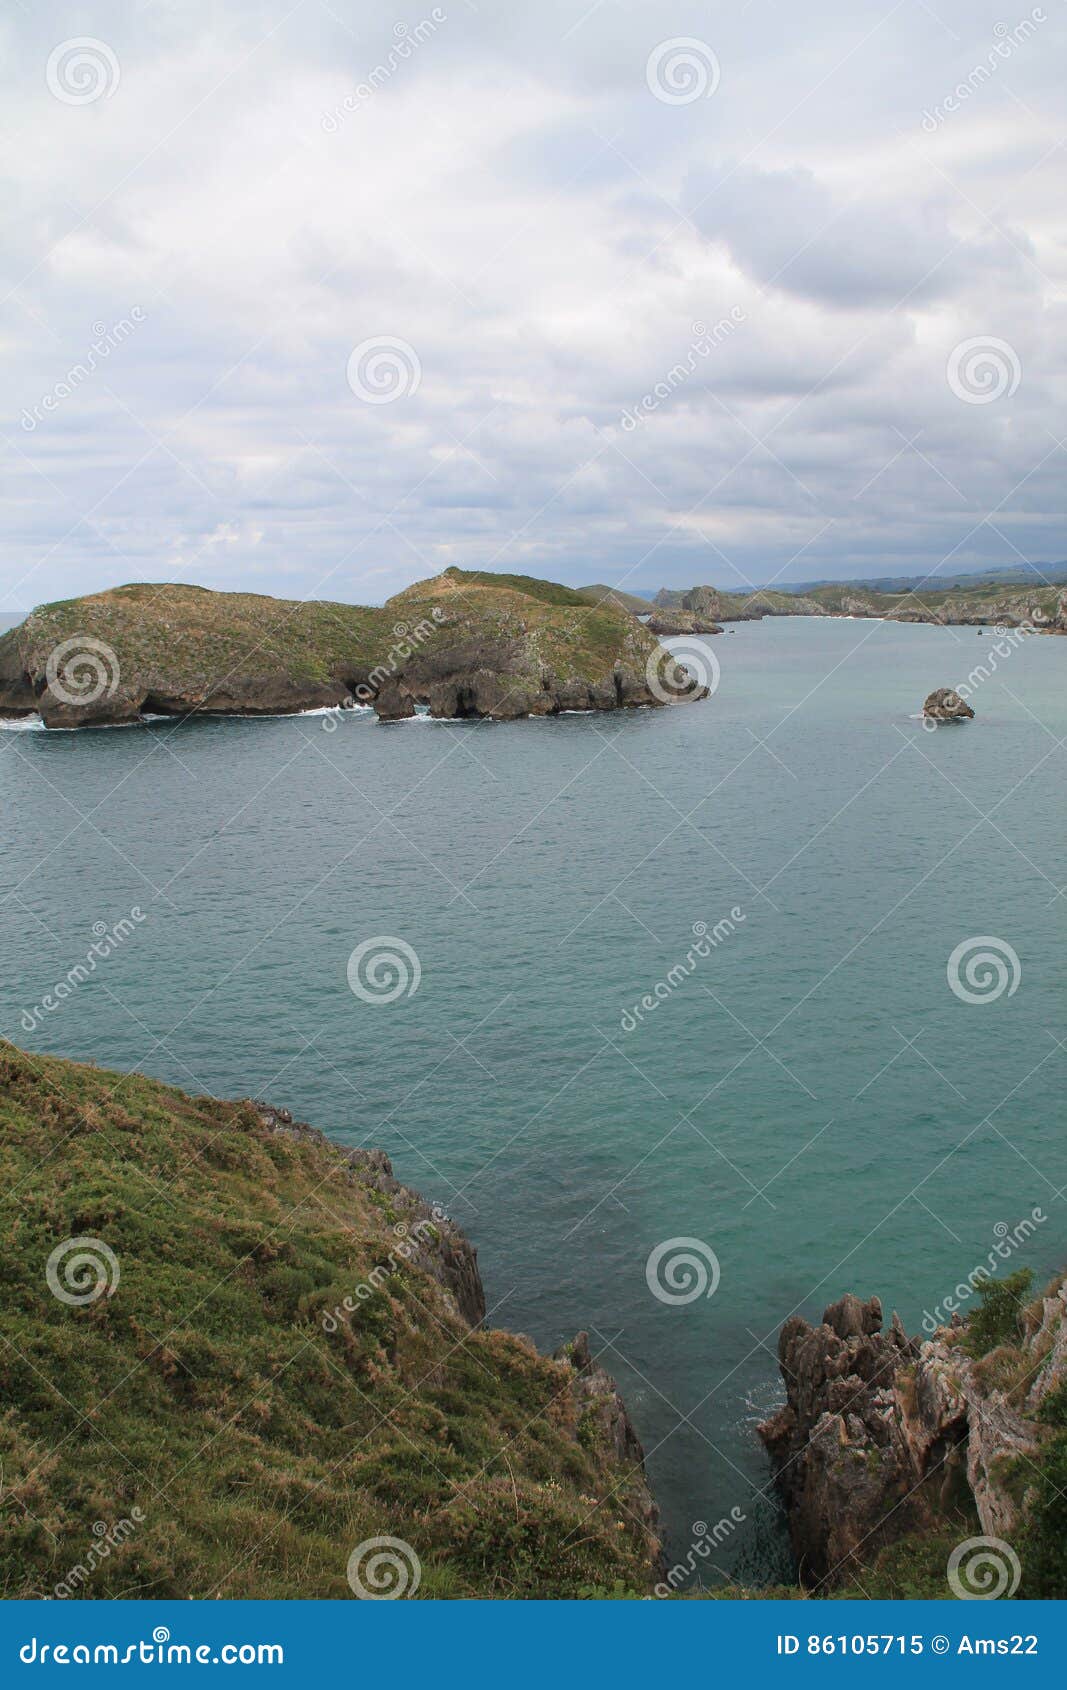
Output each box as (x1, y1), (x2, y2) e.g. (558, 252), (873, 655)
(555, 1331), (661, 1547)
(922, 687), (975, 721)
(646, 611), (723, 636)
(653, 586), (824, 623)
(760, 1278), (1067, 1589)
(758, 1295), (922, 1584)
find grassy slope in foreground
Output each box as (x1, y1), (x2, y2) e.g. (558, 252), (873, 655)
(0, 1043), (659, 1598)
(0, 568), (671, 728)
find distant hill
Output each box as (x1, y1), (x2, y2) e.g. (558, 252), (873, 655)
(786, 562), (1067, 595)
(573, 583), (654, 615)
(654, 577), (1067, 630)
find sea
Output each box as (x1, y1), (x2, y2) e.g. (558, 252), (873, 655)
(2, 614), (1063, 1587)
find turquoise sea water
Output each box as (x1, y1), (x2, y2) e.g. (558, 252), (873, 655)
(2, 615), (1064, 1585)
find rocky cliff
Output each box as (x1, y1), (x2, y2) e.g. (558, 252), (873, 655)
(0, 568), (686, 730)
(654, 585), (824, 622)
(0, 1042), (661, 1598)
(759, 1273), (1067, 1595)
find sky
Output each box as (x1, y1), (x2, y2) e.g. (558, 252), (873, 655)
(1, 0), (1064, 610)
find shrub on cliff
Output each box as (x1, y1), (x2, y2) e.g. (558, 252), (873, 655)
(963, 1267), (1034, 1357)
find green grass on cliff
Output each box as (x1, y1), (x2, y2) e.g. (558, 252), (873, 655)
(433, 567), (589, 608)
(393, 567), (657, 675)
(0, 583), (390, 693)
(0, 1043), (657, 1599)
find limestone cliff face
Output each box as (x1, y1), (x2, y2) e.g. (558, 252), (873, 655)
(646, 611), (723, 636)
(653, 586), (821, 622)
(760, 1281), (1067, 1587)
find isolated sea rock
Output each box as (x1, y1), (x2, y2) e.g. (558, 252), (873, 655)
(922, 687), (974, 721)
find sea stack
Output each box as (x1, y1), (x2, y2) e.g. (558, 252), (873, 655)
(922, 687), (974, 722)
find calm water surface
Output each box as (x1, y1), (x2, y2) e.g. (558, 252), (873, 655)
(3, 616), (1064, 1584)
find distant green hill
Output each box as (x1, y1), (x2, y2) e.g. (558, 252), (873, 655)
(573, 583), (654, 616)
(654, 578), (1066, 629)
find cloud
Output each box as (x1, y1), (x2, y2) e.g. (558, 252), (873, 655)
(0, 0), (1064, 610)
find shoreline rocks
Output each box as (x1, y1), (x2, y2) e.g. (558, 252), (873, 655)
(759, 1278), (1067, 1589)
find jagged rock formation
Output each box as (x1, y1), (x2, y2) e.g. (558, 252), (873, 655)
(654, 585), (824, 622)
(760, 1280), (1067, 1589)
(923, 687), (975, 721)
(758, 1295), (922, 1583)
(646, 611), (723, 636)
(555, 1331), (661, 1546)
